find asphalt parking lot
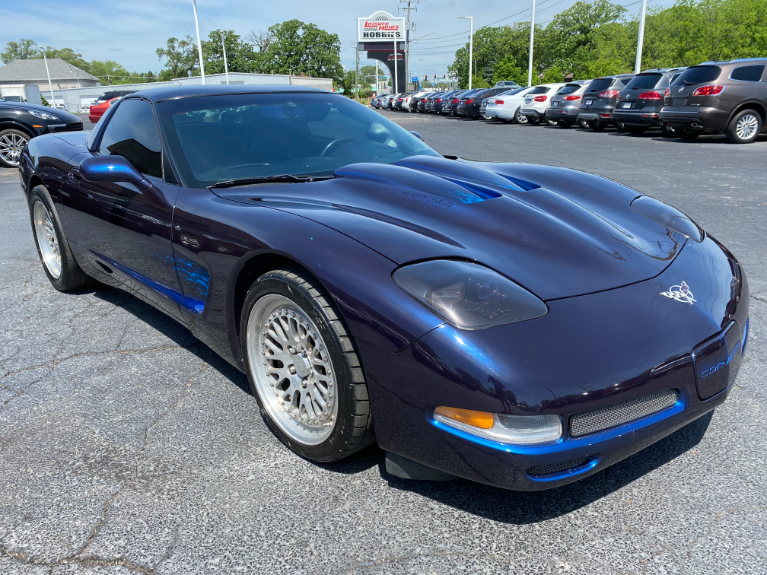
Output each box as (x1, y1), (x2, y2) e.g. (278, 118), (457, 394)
(0, 112), (765, 574)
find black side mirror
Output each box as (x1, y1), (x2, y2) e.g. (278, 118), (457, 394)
(80, 155), (151, 190)
(410, 131), (424, 141)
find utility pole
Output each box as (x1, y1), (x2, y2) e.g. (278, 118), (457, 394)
(528, 0), (536, 87)
(458, 16), (473, 90)
(635, 0), (648, 73)
(191, 0), (205, 84)
(42, 48), (54, 106)
(399, 0), (419, 91)
(355, 44), (360, 102)
(221, 31), (230, 84)
(393, 37), (398, 93)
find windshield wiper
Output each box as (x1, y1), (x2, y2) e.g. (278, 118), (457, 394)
(208, 174), (334, 189)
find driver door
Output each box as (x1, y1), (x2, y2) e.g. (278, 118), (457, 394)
(62, 98), (185, 320)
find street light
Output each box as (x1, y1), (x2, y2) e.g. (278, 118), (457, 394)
(41, 48), (55, 107)
(220, 31), (230, 84)
(458, 16), (473, 90)
(528, 0), (536, 87)
(635, 0), (648, 73)
(191, 0), (205, 84)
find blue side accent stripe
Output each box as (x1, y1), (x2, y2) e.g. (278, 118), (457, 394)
(90, 250), (205, 314)
(428, 398), (686, 455)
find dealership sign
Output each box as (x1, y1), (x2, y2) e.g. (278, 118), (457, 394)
(358, 11), (405, 42)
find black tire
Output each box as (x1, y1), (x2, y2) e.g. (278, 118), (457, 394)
(0, 128), (31, 168)
(589, 122), (605, 132)
(529, 116), (541, 125)
(679, 128), (700, 140)
(616, 121), (627, 133)
(578, 119), (589, 129)
(241, 267), (375, 463)
(28, 185), (95, 291)
(545, 118), (558, 126)
(661, 125), (676, 138)
(725, 109), (762, 144)
(627, 126), (647, 135)
(558, 121), (573, 128)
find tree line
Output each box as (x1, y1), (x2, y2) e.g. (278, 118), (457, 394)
(447, 0), (767, 88)
(1, 20), (344, 87)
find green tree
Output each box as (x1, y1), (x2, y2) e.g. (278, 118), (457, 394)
(260, 20), (343, 83)
(156, 36), (199, 80)
(89, 60), (131, 84)
(493, 56), (527, 86)
(37, 46), (91, 72)
(202, 30), (260, 74)
(1, 39), (38, 62)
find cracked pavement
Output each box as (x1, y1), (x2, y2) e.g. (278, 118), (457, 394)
(1, 117), (765, 574)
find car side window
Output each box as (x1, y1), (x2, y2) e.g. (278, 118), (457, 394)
(98, 98), (163, 179)
(731, 65), (765, 82)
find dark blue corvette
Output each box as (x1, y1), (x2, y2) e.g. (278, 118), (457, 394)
(19, 85), (749, 490)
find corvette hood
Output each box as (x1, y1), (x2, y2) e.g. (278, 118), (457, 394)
(218, 156), (687, 300)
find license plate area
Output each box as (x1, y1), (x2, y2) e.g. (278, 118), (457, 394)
(621, 102), (633, 109)
(585, 99), (594, 107)
(551, 101), (560, 107)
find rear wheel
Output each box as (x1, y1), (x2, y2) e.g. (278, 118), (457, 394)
(725, 110), (762, 144)
(616, 121), (627, 132)
(627, 126), (647, 135)
(242, 268), (375, 462)
(28, 186), (95, 291)
(0, 128), (31, 168)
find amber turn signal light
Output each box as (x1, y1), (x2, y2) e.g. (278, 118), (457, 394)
(434, 406), (494, 429)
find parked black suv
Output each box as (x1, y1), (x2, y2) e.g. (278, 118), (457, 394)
(0, 101), (82, 168)
(614, 68), (686, 136)
(577, 74), (636, 130)
(660, 58), (767, 143)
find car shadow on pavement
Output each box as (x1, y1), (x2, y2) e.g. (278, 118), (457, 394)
(379, 411), (714, 524)
(91, 285), (252, 396)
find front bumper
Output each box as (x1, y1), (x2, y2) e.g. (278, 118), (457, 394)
(360, 235), (748, 490)
(659, 107), (729, 132)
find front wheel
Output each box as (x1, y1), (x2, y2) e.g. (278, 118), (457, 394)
(726, 110), (762, 144)
(28, 186), (95, 291)
(515, 108), (528, 124)
(242, 268), (375, 462)
(0, 128), (31, 168)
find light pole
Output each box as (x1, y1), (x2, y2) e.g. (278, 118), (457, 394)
(41, 48), (55, 106)
(393, 37), (399, 94)
(221, 31), (230, 84)
(635, 0), (648, 73)
(528, 0), (536, 87)
(191, 0), (205, 84)
(458, 16), (473, 90)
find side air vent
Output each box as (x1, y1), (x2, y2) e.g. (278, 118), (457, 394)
(570, 389), (678, 437)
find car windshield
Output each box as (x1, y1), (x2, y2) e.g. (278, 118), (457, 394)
(158, 92), (439, 187)
(527, 86), (551, 95)
(673, 66), (721, 85)
(625, 73), (663, 89)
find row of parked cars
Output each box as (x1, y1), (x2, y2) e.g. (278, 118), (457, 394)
(371, 58), (767, 143)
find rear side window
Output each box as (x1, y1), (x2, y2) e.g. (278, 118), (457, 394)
(528, 86), (551, 95)
(98, 99), (163, 179)
(731, 65), (765, 82)
(674, 66), (721, 85)
(557, 84), (582, 95)
(586, 78), (614, 92)
(625, 73), (662, 89)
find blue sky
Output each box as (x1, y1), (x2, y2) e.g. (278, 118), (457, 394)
(1, 0), (672, 79)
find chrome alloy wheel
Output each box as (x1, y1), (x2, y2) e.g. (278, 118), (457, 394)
(247, 294), (338, 445)
(33, 201), (62, 279)
(516, 108), (528, 124)
(735, 113), (759, 140)
(0, 132), (27, 167)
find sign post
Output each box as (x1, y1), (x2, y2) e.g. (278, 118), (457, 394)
(357, 11), (406, 95)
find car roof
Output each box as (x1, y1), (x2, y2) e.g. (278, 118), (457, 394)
(129, 84), (328, 102)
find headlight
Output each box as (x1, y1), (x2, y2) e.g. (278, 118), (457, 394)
(29, 110), (61, 121)
(434, 406), (562, 445)
(392, 260), (547, 329)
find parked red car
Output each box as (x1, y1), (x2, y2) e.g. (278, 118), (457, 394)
(88, 90), (135, 123)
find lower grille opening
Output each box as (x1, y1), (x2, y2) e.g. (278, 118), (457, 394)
(528, 457), (588, 477)
(569, 389), (678, 438)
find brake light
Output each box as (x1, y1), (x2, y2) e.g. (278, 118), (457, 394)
(692, 85), (724, 96)
(534, 95), (547, 102)
(638, 91), (662, 100)
(598, 90), (620, 98)
(495, 100), (504, 104)
(422, 98), (428, 102)
(452, 99), (459, 103)
(466, 98), (474, 104)
(664, 87), (670, 97)
(564, 95), (581, 101)
(436, 99), (442, 102)
(397, 98), (403, 101)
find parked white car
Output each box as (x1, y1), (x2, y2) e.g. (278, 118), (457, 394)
(484, 86), (538, 123)
(519, 83), (567, 125)
(405, 92), (428, 112)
